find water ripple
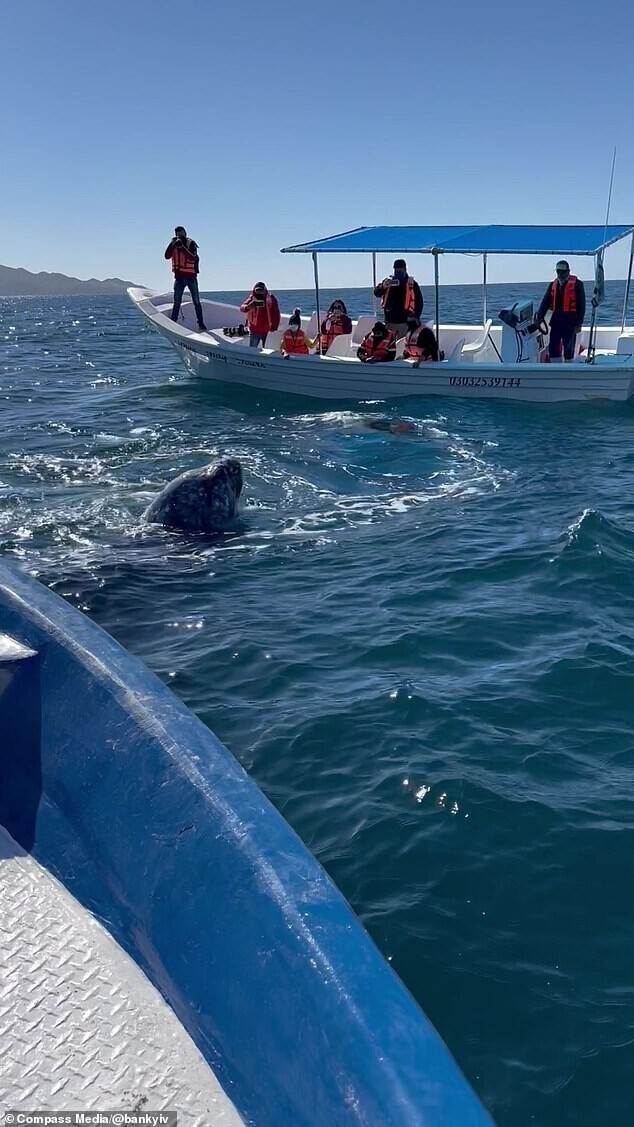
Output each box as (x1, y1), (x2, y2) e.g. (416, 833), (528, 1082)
(3, 289), (634, 1126)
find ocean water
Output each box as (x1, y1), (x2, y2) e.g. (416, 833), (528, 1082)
(2, 282), (634, 1126)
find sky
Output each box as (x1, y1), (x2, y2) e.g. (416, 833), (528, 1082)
(2, 0), (634, 292)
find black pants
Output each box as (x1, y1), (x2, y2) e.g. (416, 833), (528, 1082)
(549, 315), (578, 360)
(171, 274), (205, 328)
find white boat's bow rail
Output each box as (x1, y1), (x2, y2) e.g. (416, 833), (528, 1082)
(0, 563), (495, 1127)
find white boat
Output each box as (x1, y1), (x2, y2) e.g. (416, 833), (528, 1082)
(129, 223), (634, 403)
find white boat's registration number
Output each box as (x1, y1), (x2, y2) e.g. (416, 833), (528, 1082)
(449, 375), (521, 388)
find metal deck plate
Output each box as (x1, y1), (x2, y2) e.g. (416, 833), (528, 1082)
(0, 828), (242, 1125)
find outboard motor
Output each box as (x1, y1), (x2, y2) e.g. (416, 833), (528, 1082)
(498, 299), (544, 363)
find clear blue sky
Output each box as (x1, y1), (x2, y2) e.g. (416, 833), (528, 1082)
(3, 0), (633, 291)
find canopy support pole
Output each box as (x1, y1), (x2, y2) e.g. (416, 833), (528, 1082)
(433, 250), (440, 357)
(312, 252), (322, 356)
(372, 252), (378, 315)
(482, 253), (488, 325)
(586, 253), (600, 364)
(621, 232), (634, 333)
(587, 148), (616, 362)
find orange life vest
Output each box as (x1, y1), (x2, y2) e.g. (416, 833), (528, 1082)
(549, 275), (578, 315)
(244, 293), (279, 332)
(282, 328), (309, 355)
(171, 240), (198, 276)
(360, 329), (396, 361)
(318, 315), (348, 354)
(403, 329), (424, 360)
(404, 328), (438, 362)
(381, 276), (417, 316)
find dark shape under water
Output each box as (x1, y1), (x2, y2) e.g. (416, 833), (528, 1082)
(363, 418), (415, 434)
(144, 457), (243, 532)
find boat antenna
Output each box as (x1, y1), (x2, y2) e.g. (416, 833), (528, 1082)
(602, 146), (617, 249)
(587, 146), (616, 363)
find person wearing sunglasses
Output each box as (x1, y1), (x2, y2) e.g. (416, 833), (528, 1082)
(536, 260), (586, 361)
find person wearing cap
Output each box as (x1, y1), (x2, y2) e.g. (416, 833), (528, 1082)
(536, 261), (586, 361)
(164, 226), (207, 331)
(403, 316), (439, 364)
(240, 282), (281, 347)
(373, 259), (423, 340)
(357, 322), (397, 363)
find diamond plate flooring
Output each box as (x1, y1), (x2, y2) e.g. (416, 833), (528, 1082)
(0, 827), (242, 1125)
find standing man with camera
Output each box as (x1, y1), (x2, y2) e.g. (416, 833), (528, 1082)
(164, 226), (207, 332)
(240, 281), (280, 348)
(374, 259), (423, 340)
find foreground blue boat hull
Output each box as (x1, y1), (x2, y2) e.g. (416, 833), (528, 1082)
(0, 561), (493, 1126)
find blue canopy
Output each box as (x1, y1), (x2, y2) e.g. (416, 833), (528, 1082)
(281, 224), (634, 256)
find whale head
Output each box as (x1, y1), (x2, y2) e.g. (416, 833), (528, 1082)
(144, 457), (245, 533)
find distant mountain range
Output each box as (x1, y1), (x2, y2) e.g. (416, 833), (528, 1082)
(0, 264), (139, 296)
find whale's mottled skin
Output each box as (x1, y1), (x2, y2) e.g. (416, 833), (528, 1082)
(144, 458), (243, 532)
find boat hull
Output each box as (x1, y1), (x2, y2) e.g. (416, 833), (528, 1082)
(178, 341), (634, 402)
(0, 561), (493, 1127)
(129, 288), (634, 403)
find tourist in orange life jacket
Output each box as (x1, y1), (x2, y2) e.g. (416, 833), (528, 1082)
(357, 322), (397, 363)
(164, 226), (207, 332)
(281, 309), (313, 356)
(316, 300), (353, 356)
(536, 260), (586, 361)
(403, 316), (439, 364)
(373, 259), (424, 340)
(240, 282), (281, 348)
